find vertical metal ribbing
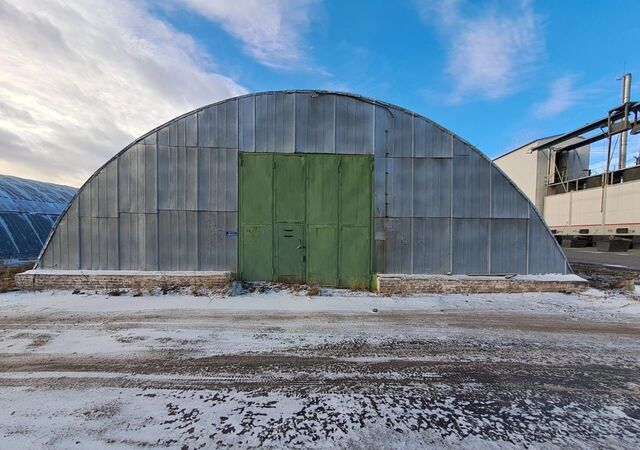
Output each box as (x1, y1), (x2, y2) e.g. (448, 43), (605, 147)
(449, 134), (453, 274)
(155, 133), (160, 270)
(487, 151), (492, 273)
(195, 114), (200, 270)
(525, 205), (530, 274)
(410, 115), (415, 274)
(293, 93), (297, 153)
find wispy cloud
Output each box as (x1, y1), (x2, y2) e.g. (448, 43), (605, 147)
(0, 0), (246, 186)
(532, 75), (584, 118)
(416, 0), (544, 103)
(181, 0), (320, 70)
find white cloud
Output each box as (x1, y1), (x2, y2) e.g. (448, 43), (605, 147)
(532, 75), (583, 118)
(0, 0), (246, 186)
(181, 0), (319, 70)
(416, 0), (544, 102)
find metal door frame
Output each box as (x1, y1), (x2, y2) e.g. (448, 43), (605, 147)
(239, 152), (373, 286)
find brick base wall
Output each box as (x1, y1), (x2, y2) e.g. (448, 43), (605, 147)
(15, 270), (232, 292)
(377, 274), (588, 295)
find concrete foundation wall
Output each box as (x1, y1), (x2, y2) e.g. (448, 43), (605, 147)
(377, 274), (588, 295)
(15, 270), (232, 292)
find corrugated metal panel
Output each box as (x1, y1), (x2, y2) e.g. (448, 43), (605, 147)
(255, 92), (295, 152)
(177, 117), (186, 147)
(158, 210), (198, 270)
(197, 108), (210, 148)
(216, 149), (237, 212)
(335, 95), (373, 154)
(374, 105), (393, 157)
(528, 209), (567, 274)
(36, 91), (570, 276)
(106, 160), (119, 217)
(79, 178), (92, 217)
(158, 125), (169, 146)
(90, 175), (99, 218)
(413, 158), (451, 217)
(118, 213), (131, 269)
(386, 158), (412, 217)
(194, 148), (237, 212)
(97, 168), (107, 218)
(239, 96), (255, 151)
(374, 217), (385, 273)
(197, 211), (237, 270)
(169, 120), (178, 146)
(451, 218), (489, 274)
(373, 157), (386, 217)
(490, 219), (527, 274)
(391, 110), (412, 157)
(117, 213), (156, 270)
(66, 198), (80, 269)
(107, 217), (119, 269)
(414, 118), (452, 158)
(186, 147), (198, 210)
(135, 143), (146, 213)
(295, 93), (336, 153)
(210, 101), (239, 149)
(144, 144), (157, 213)
(412, 218), (451, 274)
(383, 218), (412, 273)
(117, 148), (130, 213)
(452, 146), (490, 218)
(79, 217), (91, 269)
(186, 113), (197, 147)
(490, 166), (529, 219)
(57, 216), (68, 268)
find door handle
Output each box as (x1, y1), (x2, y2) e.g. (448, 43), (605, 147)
(297, 239), (305, 250)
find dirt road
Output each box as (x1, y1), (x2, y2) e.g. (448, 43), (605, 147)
(1, 290), (639, 448)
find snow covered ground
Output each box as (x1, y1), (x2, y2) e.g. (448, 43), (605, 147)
(0, 287), (639, 448)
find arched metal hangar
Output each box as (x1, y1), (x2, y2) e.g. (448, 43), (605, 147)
(35, 91), (570, 288)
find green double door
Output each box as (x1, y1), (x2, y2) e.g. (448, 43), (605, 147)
(239, 153), (372, 288)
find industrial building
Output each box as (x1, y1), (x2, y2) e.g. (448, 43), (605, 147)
(495, 74), (640, 251)
(0, 174), (75, 263)
(31, 91), (570, 288)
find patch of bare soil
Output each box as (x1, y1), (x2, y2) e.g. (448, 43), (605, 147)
(571, 262), (640, 291)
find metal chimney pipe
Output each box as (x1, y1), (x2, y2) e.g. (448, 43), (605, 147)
(618, 73), (631, 169)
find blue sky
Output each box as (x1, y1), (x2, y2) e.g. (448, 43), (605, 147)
(158, 0), (639, 155)
(1, 0), (639, 185)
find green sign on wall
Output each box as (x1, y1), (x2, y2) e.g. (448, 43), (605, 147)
(239, 153), (372, 288)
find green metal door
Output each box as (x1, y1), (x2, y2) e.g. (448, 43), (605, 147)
(274, 155), (305, 282)
(239, 153), (372, 287)
(239, 153), (273, 281)
(306, 155), (339, 285)
(338, 156), (372, 288)
(276, 223), (304, 282)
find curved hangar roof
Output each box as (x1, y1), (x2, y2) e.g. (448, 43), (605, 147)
(0, 174), (75, 261)
(38, 91), (569, 278)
